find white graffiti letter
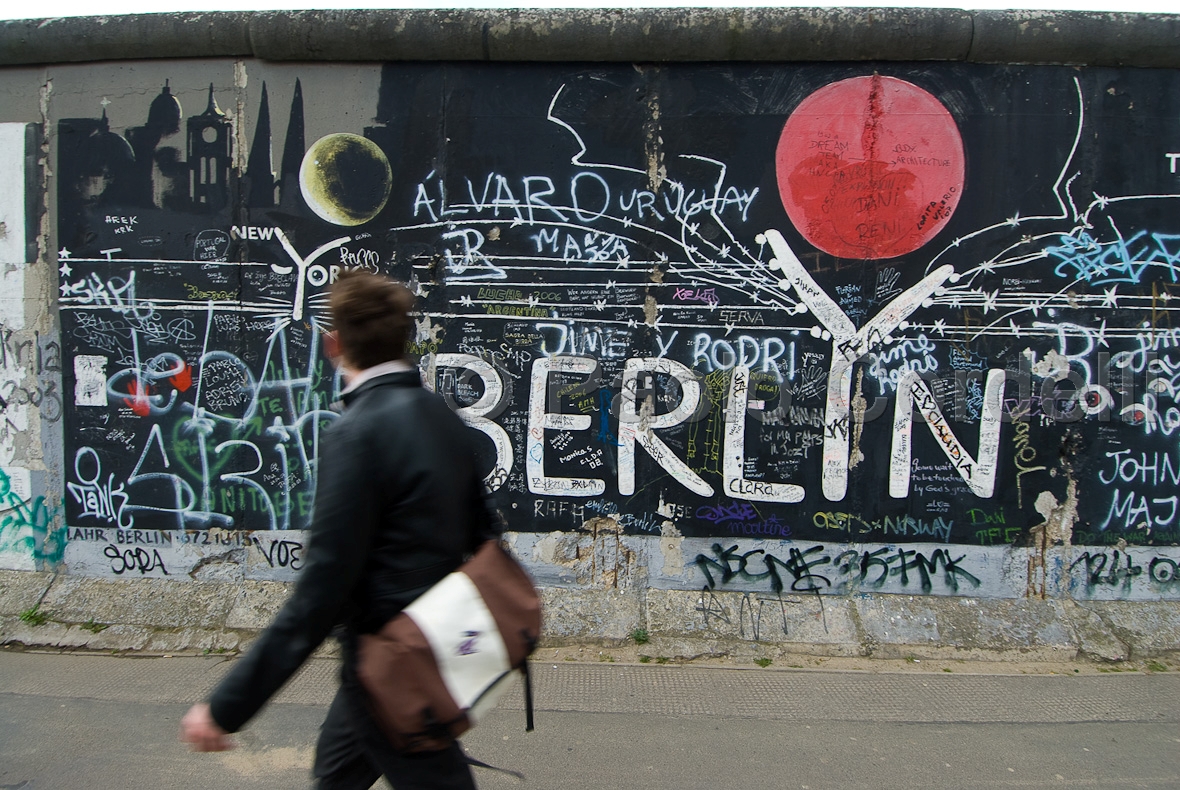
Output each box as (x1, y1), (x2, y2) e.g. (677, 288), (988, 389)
(618, 358), (713, 497)
(890, 369), (1007, 498)
(527, 356), (604, 496)
(761, 228), (954, 501)
(431, 353), (514, 491)
(725, 365), (804, 502)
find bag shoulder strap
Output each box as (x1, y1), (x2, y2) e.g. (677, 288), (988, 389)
(522, 660), (534, 733)
(463, 752), (524, 781)
(461, 663), (533, 780)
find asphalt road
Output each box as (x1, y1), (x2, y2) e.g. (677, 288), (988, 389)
(1, 650), (1177, 789)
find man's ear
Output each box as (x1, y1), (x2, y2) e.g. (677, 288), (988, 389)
(323, 330), (341, 365)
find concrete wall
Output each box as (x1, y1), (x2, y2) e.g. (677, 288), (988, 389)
(0, 9), (1178, 661)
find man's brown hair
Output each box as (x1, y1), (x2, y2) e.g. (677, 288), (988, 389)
(329, 270), (415, 369)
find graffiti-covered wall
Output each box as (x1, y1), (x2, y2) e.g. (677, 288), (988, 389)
(0, 119), (65, 572)
(2, 9), (1180, 634)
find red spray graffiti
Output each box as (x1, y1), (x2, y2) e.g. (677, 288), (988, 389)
(776, 74), (965, 260)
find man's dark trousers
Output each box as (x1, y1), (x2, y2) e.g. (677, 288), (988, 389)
(313, 667), (476, 790)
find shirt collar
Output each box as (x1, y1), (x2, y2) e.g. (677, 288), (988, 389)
(340, 358), (416, 395)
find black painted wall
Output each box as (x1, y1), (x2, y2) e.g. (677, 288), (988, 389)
(56, 62), (1180, 549)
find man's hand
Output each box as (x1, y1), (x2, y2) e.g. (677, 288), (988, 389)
(180, 703), (234, 752)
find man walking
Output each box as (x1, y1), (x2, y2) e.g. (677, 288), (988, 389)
(181, 271), (496, 789)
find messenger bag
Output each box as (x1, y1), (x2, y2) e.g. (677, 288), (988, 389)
(356, 538), (541, 753)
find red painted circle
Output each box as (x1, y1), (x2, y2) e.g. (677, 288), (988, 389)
(776, 75), (965, 260)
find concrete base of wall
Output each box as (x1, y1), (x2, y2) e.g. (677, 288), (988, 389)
(3, 569), (1177, 663)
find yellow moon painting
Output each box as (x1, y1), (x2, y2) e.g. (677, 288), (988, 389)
(299, 133), (392, 226)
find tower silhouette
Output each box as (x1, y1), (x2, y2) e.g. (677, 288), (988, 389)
(188, 84), (233, 212)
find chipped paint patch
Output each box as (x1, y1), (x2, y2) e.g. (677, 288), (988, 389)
(416, 314), (443, 344)
(232, 61), (250, 173)
(655, 493), (677, 521)
(1031, 350), (1070, 381)
(659, 522), (684, 576)
(188, 547), (247, 581)
(1038, 481), (1077, 548)
(643, 294), (658, 326)
(1027, 478), (1078, 598)
(585, 516), (636, 590)
(642, 68), (665, 193)
(533, 531), (581, 566)
(849, 368), (867, 469)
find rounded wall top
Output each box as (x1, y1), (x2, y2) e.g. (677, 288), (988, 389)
(0, 8), (1178, 68)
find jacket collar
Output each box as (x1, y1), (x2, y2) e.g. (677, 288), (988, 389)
(340, 369), (421, 407)
(340, 358), (415, 395)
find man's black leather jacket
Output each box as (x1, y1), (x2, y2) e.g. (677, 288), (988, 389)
(209, 370), (499, 733)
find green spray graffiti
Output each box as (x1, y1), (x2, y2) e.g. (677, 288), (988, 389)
(0, 468), (66, 567)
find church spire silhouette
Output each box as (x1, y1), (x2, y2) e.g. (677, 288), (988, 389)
(204, 83), (220, 114)
(279, 78), (305, 209)
(245, 82), (276, 208)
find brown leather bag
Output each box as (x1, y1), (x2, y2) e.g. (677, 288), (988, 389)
(356, 539), (541, 753)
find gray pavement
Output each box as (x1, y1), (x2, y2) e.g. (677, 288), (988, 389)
(1, 650), (1178, 789)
